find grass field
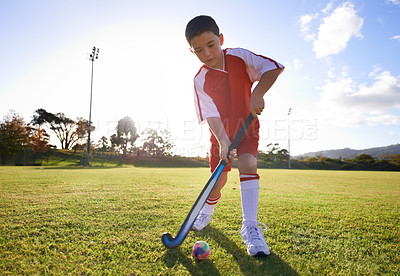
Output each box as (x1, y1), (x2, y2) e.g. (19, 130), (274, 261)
(0, 166), (399, 275)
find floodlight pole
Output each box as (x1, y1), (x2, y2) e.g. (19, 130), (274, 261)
(86, 46), (99, 166)
(287, 108), (292, 169)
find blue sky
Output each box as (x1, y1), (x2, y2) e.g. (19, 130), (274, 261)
(1, 0), (399, 156)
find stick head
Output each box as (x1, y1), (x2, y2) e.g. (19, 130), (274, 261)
(161, 232), (178, 248)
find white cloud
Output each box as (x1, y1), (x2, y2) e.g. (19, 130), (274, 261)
(386, 0), (400, 5)
(294, 58), (303, 71)
(313, 2), (364, 58)
(318, 67), (400, 126)
(300, 2), (364, 59)
(321, 2), (334, 14)
(300, 13), (318, 41)
(391, 35), (400, 42)
(327, 69), (335, 79)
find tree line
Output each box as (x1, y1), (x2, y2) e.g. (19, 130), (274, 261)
(257, 143), (400, 171)
(2, 109), (399, 170)
(0, 109), (174, 165)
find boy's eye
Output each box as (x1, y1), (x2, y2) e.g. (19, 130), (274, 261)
(208, 44), (215, 48)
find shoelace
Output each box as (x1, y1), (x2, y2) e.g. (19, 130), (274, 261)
(245, 222), (268, 247)
(257, 221), (267, 231)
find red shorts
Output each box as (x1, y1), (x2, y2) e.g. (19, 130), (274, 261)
(209, 129), (259, 172)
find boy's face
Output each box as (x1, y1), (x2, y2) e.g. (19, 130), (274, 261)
(190, 31), (224, 70)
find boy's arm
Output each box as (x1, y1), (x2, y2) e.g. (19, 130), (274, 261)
(206, 117), (235, 163)
(249, 68), (282, 117)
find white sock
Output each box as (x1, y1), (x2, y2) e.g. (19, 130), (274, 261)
(201, 194), (221, 215)
(240, 174), (260, 228)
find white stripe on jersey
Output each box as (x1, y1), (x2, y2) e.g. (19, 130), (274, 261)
(194, 67), (221, 124)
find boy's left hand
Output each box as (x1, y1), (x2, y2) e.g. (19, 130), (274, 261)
(249, 92), (265, 117)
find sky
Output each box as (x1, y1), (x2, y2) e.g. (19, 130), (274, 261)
(1, 0), (399, 157)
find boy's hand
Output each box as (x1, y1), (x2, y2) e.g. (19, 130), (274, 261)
(219, 139), (235, 164)
(249, 91), (265, 117)
(249, 68), (282, 117)
(206, 117), (235, 163)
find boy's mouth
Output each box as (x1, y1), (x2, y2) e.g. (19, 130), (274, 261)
(206, 58), (214, 64)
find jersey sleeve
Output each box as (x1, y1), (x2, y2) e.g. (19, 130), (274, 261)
(193, 70), (221, 124)
(228, 48), (284, 83)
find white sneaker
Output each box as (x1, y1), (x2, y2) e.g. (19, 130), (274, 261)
(192, 212), (213, 231)
(241, 222), (270, 257)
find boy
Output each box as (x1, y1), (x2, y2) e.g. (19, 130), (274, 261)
(185, 15), (284, 257)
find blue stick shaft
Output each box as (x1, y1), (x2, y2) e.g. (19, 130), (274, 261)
(162, 162), (225, 248)
(162, 113), (255, 248)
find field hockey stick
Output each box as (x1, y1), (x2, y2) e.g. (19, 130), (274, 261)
(162, 113), (255, 248)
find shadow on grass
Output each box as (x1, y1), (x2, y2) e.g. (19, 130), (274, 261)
(40, 164), (125, 170)
(195, 226), (299, 276)
(163, 247), (221, 276)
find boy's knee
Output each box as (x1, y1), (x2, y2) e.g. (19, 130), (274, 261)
(238, 153), (257, 174)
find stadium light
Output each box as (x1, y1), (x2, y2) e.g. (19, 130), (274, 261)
(288, 108), (292, 169)
(86, 46), (100, 166)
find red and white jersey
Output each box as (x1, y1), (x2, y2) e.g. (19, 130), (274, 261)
(193, 48), (284, 139)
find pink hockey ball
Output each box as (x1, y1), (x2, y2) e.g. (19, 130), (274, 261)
(192, 241), (210, 260)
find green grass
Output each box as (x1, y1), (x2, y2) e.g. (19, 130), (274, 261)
(0, 167), (399, 275)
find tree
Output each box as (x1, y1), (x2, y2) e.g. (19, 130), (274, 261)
(276, 148), (289, 162)
(141, 128), (174, 157)
(96, 136), (109, 167)
(110, 133), (122, 153)
(0, 111), (31, 164)
(260, 143), (280, 162)
(30, 109), (51, 163)
(355, 154), (375, 163)
(110, 116), (139, 155)
(391, 154), (400, 163)
(259, 143), (289, 168)
(30, 126), (50, 164)
(51, 113), (75, 149)
(31, 108), (56, 126)
(97, 136), (109, 151)
(32, 109), (93, 149)
(71, 117), (92, 150)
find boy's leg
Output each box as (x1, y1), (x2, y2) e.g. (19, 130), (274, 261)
(209, 171), (227, 198)
(238, 153), (258, 226)
(192, 172), (228, 231)
(238, 153), (270, 256)
(200, 171), (227, 214)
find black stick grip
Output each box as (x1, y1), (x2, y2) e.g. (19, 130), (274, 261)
(222, 113), (255, 164)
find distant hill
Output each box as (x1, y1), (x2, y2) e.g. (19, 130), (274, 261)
(295, 144), (400, 160)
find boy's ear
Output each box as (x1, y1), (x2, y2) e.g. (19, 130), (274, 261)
(219, 33), (224, 46)
(189, 47), (194, 54)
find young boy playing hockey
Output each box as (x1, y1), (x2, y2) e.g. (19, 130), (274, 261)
(185, 15), (284, 257)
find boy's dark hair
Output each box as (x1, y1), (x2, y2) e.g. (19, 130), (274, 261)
(185, 15), (220, 45)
